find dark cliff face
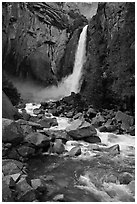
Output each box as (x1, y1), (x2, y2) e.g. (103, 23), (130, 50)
(2, 2), (87, 86)
(81, 2), (135, 113)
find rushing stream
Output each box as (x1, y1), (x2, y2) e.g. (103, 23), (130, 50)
(26, 103), (135, 202)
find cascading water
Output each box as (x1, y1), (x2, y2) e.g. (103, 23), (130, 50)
(10, 25), (88, 102)
(63, 25), (88, 94)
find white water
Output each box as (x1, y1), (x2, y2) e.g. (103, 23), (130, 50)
(11, 25), (88, 102)
(63, 25), (88, 93)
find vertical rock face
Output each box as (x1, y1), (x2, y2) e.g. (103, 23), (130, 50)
(81, 2), (135, 113)
(2, 2), (87, 86)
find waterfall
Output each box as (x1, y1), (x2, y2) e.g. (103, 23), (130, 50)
(64, 25), (88, 94)
(10, 25), (88, 102)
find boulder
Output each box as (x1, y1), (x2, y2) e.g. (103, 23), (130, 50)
(66, 119), (83, 131)
(51, 130), (70, 143)
(2, 175), (16, 188)
(6, 147), (20, 160)
(66, 111), (74, 118)
(52, 139), (65, 154)
(106, 125), (117, 132)
(67, 125), (97, 140)
(98, 126), (107, 132)
(2, 159), (23, 176)
(9, 173), (22, 183)
(2, 118), (24, 144)
(69, 146), (81, 156)
(53, 194), (64, 201)
(73, 112), (83, 120)
(21, 109), (30, 121)
(16, 177), (36, 201)
(127, 180), (135, 195)
(128, 126), (135, 136)
(33, 108), (44, 115)
(86, 107), (97, 118)
(38, 117), (58, 128)
(31, 178), (46, 191)
(2, 180), (14, 201)
(17, 145), (35, 158)
(2, 91), (21, 120)
(119, 172), (133, 184)
(84, 136), (101, 143)
(115, 111), (134, 131)
(24, 132), (50, 148)
(91, 113), (105, 127)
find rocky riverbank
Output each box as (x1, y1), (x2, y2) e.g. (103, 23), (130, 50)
(2, 92), (135, 202)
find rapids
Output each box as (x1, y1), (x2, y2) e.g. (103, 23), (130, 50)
(26, 103), (135, 202)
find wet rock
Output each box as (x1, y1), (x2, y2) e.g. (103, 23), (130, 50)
(52, 139), (65, 154)
(38, 117), (58, 128)
(66, 111), (74, 118)
(104, 119), (113, 127)
(73, 112), (83, 120)
(2, 118), (24, 144)
(2, 159), (23, 175)
(41, 102), (49, 109)
(106, 144), (120, 155)
(106, 125), (117, 132)
(98, 126), (107, 132)
(127, 180), (135, 194)
(66, 119), (83, 131)
(51, 130), (70, 143)
(25, 132), (50, 148)
(67, 125), (97, 140)
(84, 136), (101, 143)
(86, 107), (97, 118)
(21, 109), (30, 121)
(17, 145), (35, 158)
(31, 178), (46, 191)
(3, 175), (16, 188)
(2, 180), (14, 201)
(128, 126), (135, 136)
(119, 172), (133, 184)
(2, 91), (20, 120)
(69, 146), (81, 156)
(33, 108), (44, 115)
(91, 113), (105, 127)
(6, 147), (20, 160)
(29, 116), (40, 123)
(16, 177), (36, 201)
(53, 194), (64, 201)
(10, 173), (22, 183)
(115, 111), (134, 131)
(17, 119), (42, 129)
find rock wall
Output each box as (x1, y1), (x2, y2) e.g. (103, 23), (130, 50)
(2, 2), (87, 86)
(81, 2), (135, 114)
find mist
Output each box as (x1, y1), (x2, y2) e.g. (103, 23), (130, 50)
(10, 76), (73, 103)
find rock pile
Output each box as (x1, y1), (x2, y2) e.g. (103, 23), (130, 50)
(2, 92), (135, 201)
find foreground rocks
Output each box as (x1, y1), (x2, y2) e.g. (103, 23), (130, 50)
(2, 92), (135, 201)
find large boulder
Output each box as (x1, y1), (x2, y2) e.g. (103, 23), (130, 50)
(2, 91), (20, 120)
(115, 111), (134, 131)
(2, 118), (24, 144)
(2, 180), (14, 201)
(24, 132), (50, 148)
(38, 117), (58, 128)
(69, 146), (81, 157)
(16, 177), (36, 202)
(52, 139), (65, 154)
(67, 125), (97, 140)
(2, 159), (24, 176)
